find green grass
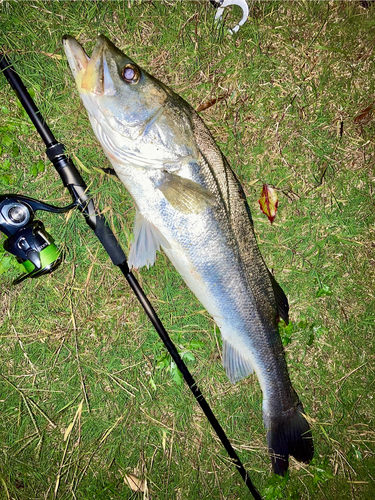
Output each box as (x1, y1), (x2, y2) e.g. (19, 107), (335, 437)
(0, 1), (374, 498)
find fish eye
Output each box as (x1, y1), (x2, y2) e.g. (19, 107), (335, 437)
(122, 64), (140, 84)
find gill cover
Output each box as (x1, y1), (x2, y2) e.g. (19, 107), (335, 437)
(63, 35), (199, 166)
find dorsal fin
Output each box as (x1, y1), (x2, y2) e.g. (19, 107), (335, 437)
(268, 270), (289, 324)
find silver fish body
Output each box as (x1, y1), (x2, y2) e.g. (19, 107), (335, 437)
(63, 34), (313, 475)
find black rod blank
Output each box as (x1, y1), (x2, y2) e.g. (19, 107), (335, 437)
(0, 52), (262, 500)
(123, 265), (262, 499)
(0, 54), (55, 147)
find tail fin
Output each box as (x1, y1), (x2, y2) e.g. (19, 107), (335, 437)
(267, 403), (314, 476)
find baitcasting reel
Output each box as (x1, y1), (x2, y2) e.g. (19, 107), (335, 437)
(0, 194), (76, 284)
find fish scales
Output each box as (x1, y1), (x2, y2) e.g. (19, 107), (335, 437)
(191, 112), (299, 407)
(63, 34), (314, 475)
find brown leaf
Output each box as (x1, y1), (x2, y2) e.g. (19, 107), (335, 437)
(354, 104), (374, 124)
(196, 94), (228, 113)
(258, 184), (278, 224)
(124, 473), (146, 493)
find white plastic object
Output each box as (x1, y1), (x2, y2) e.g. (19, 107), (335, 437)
(214, 0), (249, 34)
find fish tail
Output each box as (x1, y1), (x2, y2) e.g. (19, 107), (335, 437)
(266, 403), (314, 476)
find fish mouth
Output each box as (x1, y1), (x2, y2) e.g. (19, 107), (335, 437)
(62, 34), (117, 96)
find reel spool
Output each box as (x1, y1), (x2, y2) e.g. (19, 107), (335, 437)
(0, 194), (75, 284)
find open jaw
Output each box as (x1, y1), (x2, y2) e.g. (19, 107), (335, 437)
(63, 35), (116, 96)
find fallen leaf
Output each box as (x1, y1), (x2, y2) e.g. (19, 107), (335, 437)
(196, 93), (228, 112)
(354, 104), (373, 124)
(124, 473), (146, 493)
(258, 184), (278, 223)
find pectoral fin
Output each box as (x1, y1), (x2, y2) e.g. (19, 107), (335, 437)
(128, 211), (170, 270)
(156, 172), (215, 214)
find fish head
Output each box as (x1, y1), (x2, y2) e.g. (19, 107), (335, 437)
(63, 35), (196, 168)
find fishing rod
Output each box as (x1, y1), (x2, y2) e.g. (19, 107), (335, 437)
(0, 53), (262, 500)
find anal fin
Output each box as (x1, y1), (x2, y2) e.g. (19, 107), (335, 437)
(128, 211), (170, 270)
(222, 338), (254, 384)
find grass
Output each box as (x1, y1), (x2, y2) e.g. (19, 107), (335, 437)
(0, 1), (374, 498)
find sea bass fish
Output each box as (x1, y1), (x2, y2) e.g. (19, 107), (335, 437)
(63, 34), (313, 475)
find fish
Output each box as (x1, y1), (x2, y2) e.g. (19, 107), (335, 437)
(63, 34), (314, 475)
